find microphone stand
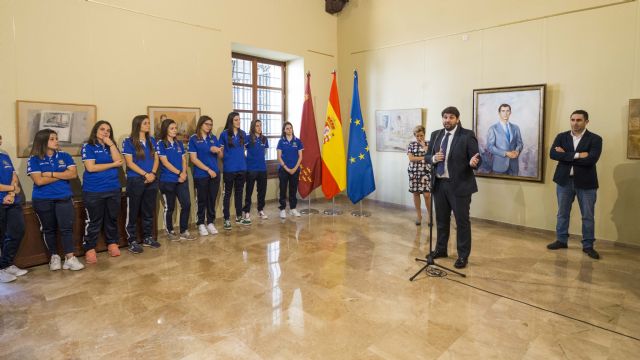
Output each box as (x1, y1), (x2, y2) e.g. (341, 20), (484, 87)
(410, 136), (466, 281)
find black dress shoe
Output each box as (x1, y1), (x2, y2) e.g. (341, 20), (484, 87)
(547, 241), (568, 250)
(429, 249), (448, 259)
(583, 248), (600, 259)
(454, 257), (468, 269)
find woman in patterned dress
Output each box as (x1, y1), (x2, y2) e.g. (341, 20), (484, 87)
(407, 125), (432, 225)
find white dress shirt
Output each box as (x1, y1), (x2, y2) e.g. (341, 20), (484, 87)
(570, 129), (586, 176)
(436, 125), (457, 179)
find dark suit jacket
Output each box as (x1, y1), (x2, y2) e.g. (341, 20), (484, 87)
(425, 126), (481, 196)
(550, 130), (602, 189)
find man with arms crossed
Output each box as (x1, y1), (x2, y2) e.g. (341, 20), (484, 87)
(547, 110), (602, 259)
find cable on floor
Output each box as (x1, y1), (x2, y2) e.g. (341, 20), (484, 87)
(444, 277), (640, 342)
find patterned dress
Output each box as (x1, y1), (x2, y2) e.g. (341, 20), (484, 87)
(407, 141), (432, 193)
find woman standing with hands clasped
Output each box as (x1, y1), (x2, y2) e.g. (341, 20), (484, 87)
(219, 112), (250, 230)
(122, 115), (160, 254)
(243, 119), (269, 221)
(277, 121), (303, 219)
(27, 130), (84, 271)
(407, 125), (432, 226)
(188, 115), (222, 236)
(157, 118), (195, 241)
(81, 121), (124, 263)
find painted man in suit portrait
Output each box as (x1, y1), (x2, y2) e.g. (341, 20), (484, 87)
(547, 110), (602, 260)
(486, 103), (523, 175)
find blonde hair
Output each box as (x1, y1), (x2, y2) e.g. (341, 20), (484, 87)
(413, 125), (425, 135)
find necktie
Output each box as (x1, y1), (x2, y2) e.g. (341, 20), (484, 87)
(506, 124), (511, 143)
(436, 132), (450, 176)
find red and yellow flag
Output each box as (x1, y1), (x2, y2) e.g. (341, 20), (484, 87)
(321, 72), (347, 199)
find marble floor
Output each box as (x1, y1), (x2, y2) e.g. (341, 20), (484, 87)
(1, 199), (639, 359)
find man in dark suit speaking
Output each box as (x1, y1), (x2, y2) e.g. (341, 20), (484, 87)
(425, 106), (481, 269)
(547, 110), (602, 259)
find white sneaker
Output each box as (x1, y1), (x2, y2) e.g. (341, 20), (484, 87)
(63, 256), (85, 271)
(243, 212), (251, 220)
(290, 209), (302, 217)
(198, 224), (209, 236)
(259, 210), (268, 219)
(206, 223), (218, 235)
(4, 265), (28, 277)
(49, 254), (62, 271)
(280, 210), (287, 219)
(0, 269), (17, 283)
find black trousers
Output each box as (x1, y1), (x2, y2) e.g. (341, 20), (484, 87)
(433, 179), (472, 259)
(159, 181), (191, 233)
(194, 176), (220, 225)
(278, 168), (299, 210)
(223, 172), (245, 220)
(33, 198), (76, 255)
(0, 202), (24, 269)
(82, 190), (121, 251)
(126, 177), (158, 243)
(243, 170), (267, 213)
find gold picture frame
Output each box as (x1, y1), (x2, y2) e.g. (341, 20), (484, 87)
(628, 99), (640, 159)
(472, 84), (546, 182)
(148, 106), (200, 143)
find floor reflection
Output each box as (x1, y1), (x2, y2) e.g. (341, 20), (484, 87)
(1, 199), (639, 359)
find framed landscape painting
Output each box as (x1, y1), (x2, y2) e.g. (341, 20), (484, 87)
(375, 108), (424, 152)
(16, 100), (97, 157)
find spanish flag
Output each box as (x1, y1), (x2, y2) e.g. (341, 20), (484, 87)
(321, 71), (346, 199)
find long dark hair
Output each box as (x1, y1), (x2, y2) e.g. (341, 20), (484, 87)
(130, 115), (155, 160)
(158, 118), (177, 148)
(224, 112), (244, 148)
(30, 129), (57, 159)
(249, 119), (267, 145)
(196, 115), (213, 140)
(281, 121), (295, 139)
(88, 120), (116, 146)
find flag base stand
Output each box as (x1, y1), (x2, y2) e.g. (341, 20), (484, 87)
(350, 201), (371, 217)
(300, 197), (319, 215)
(323, 197), (343, 216)
(301, 209), (320, 215)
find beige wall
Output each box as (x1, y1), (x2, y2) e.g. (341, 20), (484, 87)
(0, 0), (337, 214)
(338, 0), (640, 245)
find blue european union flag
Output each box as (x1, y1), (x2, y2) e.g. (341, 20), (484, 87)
(347, 70), (376, 204)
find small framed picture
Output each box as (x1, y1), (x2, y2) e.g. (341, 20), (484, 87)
(148, 106), (200, 142)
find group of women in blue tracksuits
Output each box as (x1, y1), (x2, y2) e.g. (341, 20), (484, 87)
(0, 112), (303, 283)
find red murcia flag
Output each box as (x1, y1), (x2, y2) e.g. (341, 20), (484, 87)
(298, 72), (322, 198)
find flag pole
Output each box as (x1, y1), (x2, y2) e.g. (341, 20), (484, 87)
(323, 196), (343, 216)
(350, 198), (371, 217)
(300, 196), (319, 215)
